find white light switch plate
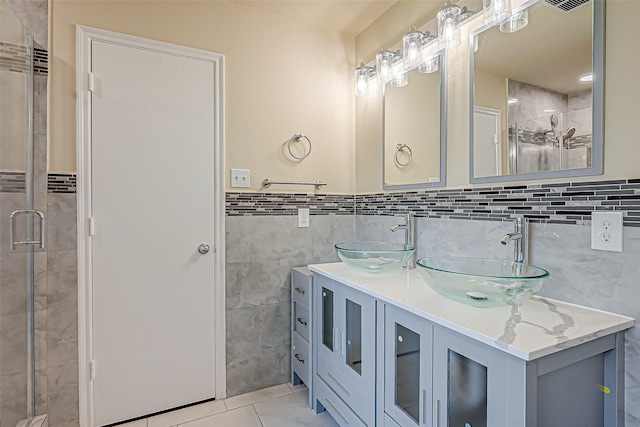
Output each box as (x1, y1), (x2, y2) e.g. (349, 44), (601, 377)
(591, 212), (623, 252)
(298, 208), (310, 228)
(231, 169), (250, 188)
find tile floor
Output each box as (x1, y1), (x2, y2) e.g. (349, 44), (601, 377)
(120, 383), (339, 427)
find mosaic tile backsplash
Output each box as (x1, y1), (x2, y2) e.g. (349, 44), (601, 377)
(4, 175), (640, 226)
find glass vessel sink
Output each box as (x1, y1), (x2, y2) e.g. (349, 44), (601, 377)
(335, 241), (414, 273)
(416, 257), (549, 307)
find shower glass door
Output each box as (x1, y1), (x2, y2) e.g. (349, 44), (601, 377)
(0, 1), (37, 424)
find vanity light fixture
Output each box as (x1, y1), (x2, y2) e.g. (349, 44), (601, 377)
(500, 9), (528, 33)
(438, 0), (462, 48)
(376, 47), (401, 83)
(483, 0), (512, 26)
(391, 72), (409, 88)
(580, 73), (593, 82)
(402, 27), (425, 68)
(355, 62), (376, 97)
(418, 56), (439, 74)
(458, 6), (477, 23)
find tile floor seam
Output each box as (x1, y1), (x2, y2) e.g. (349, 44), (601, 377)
(250, 405), (265, 427)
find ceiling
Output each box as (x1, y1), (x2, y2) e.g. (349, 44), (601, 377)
(230, 0), (398, 35)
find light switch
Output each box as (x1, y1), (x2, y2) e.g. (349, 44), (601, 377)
(298, 208), (310, 228)
(231, 169), (250, 188)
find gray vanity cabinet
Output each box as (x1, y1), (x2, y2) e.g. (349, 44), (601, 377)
(291, 267), (313, 408)
(314, 274), (377, 426)
(385, 306), (624, 427)
(432, 326), (513, 427)
(383, 305), (434, 427)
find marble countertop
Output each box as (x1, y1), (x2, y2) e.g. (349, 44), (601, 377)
(308, 262), (635, 361)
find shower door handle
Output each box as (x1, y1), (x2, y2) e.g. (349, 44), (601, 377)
(9, 209), (45, 250)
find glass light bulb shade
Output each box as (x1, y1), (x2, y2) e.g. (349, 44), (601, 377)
(418, 56), (439, 74)
(438, 4), (462, 48)
(391, 73), (408, 88)
(499, 9), (528, 33)
(483, 0), (511, 26)
(403, 28), (424, 68)
(376, 48), (397, 83)
(355, 63), (374, 97)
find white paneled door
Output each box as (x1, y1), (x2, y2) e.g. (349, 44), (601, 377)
(84, 33), (223, 426)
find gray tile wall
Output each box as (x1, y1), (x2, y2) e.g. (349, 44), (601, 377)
(356, 215), (640, 425)
(225, 214), (354, 397)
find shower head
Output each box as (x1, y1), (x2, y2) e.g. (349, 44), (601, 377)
(565, 127), (576, 139)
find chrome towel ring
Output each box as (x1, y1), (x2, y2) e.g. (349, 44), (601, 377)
(395, 143), (413, 167)
(288, 133), (312, 161)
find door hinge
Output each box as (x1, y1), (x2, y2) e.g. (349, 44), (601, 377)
(88, 72), (95, 92)
(88, 217), (95, 236)
(90, 360), (96, 380)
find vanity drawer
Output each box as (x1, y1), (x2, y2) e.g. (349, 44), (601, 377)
(294, 303), (310, 342)
(317, 353), (373, 425)
(315, 373), (367, 427)
(292, 332), (310, 386)
(292, 267), (312, 310)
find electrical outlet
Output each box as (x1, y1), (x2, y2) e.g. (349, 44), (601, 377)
(298, 208), (310, 228)
(230, 169), (250, 188)
(591, 212), (623, 252)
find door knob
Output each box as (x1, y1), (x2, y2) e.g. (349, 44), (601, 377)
(198, 243), (211, 255)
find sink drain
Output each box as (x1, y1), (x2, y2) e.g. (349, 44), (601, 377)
(466, 291), (488, 301)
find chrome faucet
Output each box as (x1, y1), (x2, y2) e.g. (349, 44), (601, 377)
(391, 213), (415, 268)
(500, 216), (528, 263)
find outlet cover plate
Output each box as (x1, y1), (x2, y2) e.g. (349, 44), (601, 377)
(591, 212), (623, 252)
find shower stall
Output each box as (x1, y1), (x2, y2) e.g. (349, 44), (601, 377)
(508, 108), (592, 174)
(1, 2), (48, 427)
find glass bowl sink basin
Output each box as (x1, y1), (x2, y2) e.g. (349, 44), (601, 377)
(416, 257), (549, 307)
(335, 241), (414, 273)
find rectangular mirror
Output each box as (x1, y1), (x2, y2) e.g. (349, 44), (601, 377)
(384, 49), (447, 190)
(469, 0), (604, 183)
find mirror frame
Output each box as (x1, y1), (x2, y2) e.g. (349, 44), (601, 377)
(383, 49), (448, 190)
(468, 0), (604, 184)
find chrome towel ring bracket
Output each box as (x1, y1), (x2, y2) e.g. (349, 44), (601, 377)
(287, 133), (312, 161)
(395, 143), (413, 167)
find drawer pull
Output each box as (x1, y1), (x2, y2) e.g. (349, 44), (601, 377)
(325, 398), (349, 425)
(294, 353), (305, 364)
(294, 287), (306, 295)
(327, 372), (351, 397)
(297, 317), (308, 326)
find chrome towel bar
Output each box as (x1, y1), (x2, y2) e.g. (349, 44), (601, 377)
(262, 179), (327, 189)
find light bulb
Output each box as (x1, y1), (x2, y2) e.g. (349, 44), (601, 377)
(443, 18), (455, 42)
(380, 59), (390, 81)
(408, 42), (418, 64)
(356, 74), (367, 96)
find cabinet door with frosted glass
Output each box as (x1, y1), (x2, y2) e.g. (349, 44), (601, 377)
(384, 305), (434, 427)
(432, 327), (514, 427)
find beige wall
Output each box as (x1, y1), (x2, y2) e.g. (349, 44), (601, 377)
(49, 0), (356, 194)
(356, 0), (640, 192)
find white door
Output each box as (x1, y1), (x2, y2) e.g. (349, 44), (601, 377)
(473, 106), (502, 177)
(88, 38), (219, 426)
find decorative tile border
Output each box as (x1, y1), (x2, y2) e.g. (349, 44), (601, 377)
(0, 172), (26, 193)
(6, 173), (640, 227)
(47, 174), (76, 193)
(0, 43), (47, 76)
(33, 47), (48, 76)
(226, 192), (354, 216)
(356, 179), (640, 227)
